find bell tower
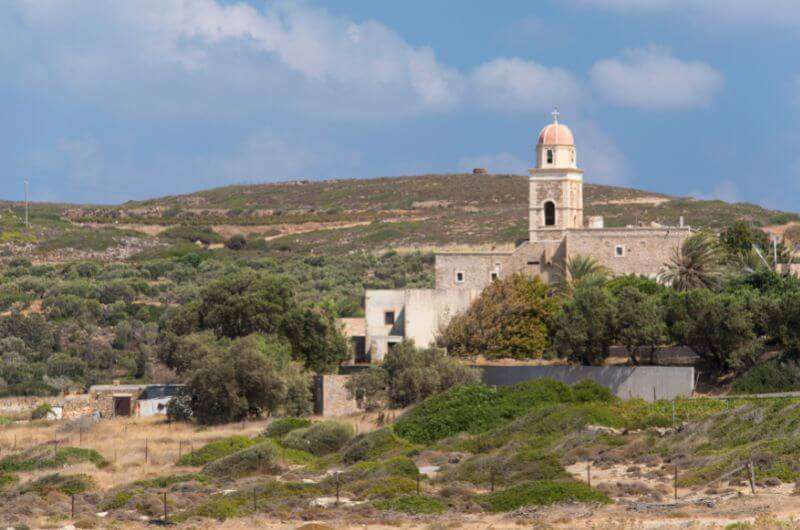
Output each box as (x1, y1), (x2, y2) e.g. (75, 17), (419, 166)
(529, 109), (584, 243)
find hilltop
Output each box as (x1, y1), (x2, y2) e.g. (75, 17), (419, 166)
(37, 173), (797, 259)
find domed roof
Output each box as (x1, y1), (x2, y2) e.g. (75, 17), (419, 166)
(538, 122), (574, 146)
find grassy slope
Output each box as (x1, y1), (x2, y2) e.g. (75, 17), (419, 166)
(53, 174), (797, 257)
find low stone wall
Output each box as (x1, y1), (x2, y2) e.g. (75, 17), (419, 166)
(476, 365), (695, 402)
(314, 375), (362, 417)
(0, 394), (92, 419)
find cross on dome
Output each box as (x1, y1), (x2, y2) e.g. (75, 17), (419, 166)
(551, 107), (560, 124)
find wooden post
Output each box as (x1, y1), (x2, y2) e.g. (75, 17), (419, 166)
(145, 438), (148, 464)
(653, 387), (657, 402)
(163, 491), (168, 522)
(490, 468), (496, 492)
(672, 400), (676, 428)
(416, 473), (421, 495)
(253, 487), (257, 512)
(587, 463), (591, 488)
(749, 459), (756, 494)
(79, 426), (83, 446)
(71, 494), (75, 519)
(674, 465), (678, 502)
(178, 441), (182, 460)
(335, 472), (341, 506)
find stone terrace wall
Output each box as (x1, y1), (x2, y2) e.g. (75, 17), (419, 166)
(314, 375), (362, 417)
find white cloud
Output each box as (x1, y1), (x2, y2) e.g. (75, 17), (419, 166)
(8, 1), (463, 120)
(589, 46), (723, 109)
(458, 153), (529, 175)
(471, 58), (583, 113)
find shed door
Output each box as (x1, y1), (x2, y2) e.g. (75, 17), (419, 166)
(114, 396), (132, 417)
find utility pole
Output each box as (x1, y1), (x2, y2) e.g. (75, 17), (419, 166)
(24, 177), (29, 228)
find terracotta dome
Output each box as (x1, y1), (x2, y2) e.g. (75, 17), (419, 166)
(538, 122), (574, 146)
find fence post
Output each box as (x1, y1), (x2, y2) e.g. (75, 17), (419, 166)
(672, 400), (676, 428)
(145, 438), (148, 464)
(79, 426), (83, 446)
(674, 465), (678, 503)
(71, 494), (75, 519)
(163, 491), (168, 522)
(587, 463), (591, 488)
(335, 472), (341, 506)
(253, 487), (257, 512)
(748, 459), (756, 494)
(178, 441), (182, 460)
(416, 473), (420, 495)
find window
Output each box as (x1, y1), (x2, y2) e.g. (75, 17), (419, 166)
(384, 311), (395, 325)
(615, 245), (625, 257)
(544, 201), (556, 226)
(455, 271), (465, 283)
(491, 272), (499, 281)
(546, 149), (554, 164)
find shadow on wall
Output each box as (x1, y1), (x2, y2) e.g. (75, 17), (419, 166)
(476, 365), (695, 402)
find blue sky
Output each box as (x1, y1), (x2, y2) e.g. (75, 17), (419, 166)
(4, 1), (800, 209)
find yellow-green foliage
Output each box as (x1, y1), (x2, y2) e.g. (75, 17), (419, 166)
(478, 480), (610, 511)
(374, 495), (446, 514)
(0, 446), (107, 473)
(21, 473), (94, 496)
(177, 435), (257, 466)
(440, 274), (558, 359)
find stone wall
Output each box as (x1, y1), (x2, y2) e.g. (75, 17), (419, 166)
(477, 365), (695, 402)
(566, 228), (692, 278)
(314, 375), (362, 417)
(0, 394), (92, 420)
(434, 252), (511, 291)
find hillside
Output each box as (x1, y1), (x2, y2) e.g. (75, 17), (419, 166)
(46, 174), (797, 258)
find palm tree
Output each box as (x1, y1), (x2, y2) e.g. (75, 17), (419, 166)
(659, 232), (726, 291)
(554, 254), (608, 293)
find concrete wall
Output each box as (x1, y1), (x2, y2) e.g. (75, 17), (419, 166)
(404, 288), (479, 348)
(477, 365), (695, 402)
(566, 228), (692, 278)
(314, 374), (362, 417)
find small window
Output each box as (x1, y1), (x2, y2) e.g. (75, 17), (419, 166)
(546, 149), (554, 164)
(615, 245), (625, 257)
(455, 271), (465, 283)
(491, 272), (499, 281)
(384, 311), (395, 325)
(544, 201), (556, 226)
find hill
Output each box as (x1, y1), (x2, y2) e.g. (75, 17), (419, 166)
(49, 174), (797, 257)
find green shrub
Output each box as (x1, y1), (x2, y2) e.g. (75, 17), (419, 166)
(731, 359), (800, 394)
(281, 421), (354, 456)
(478, 480), (610, 511)
(0, 446), (107, 472)
(352, 475), (417, 499)
(30, 402), (53, 420)
(202, 442), (280, 479)
(161, 226), (222, 245)
(571, 379), (614, 403)
(101, 490), (134, 511)
(21, 473), (94, 496)
(341, 427), (413, 464)
(263, 417), (311, 439)
(0, 473), (18, 491)
(374, 495), (446, 514)
(177, 435), (257, 466)
(395, 379), (578, 444)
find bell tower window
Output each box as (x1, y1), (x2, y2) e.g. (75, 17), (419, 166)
(544, 201), (556, 226)
(546, 149), (554, 164)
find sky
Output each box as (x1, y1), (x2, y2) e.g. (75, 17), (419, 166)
(3, 1), (800, 209)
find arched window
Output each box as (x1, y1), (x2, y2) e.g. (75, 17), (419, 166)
(544, 201), (556, 226)
(546, 149), (554, 164)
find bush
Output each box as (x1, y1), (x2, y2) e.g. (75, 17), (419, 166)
(281, 420), (354, 456)
(263, 417), (311, 438)
(162, 226), (221, 245)
(225, 234), (247, 250)
(346, 341), (479, 409)
(21, 473), (94, 496)
(30, 402), (53, 420)
(478, 480), (610, 511)
(731, 359), (800, 394)
(439, 274), (558, 359)
(202, 442), (280, 479)
(177, 435), (257, 466)
(394, 379), (595, 444)
(341, 427), (413, 465)
(374, 495), (446, 514)
(571, 379), (614, 403)
(166, 393), (193, 422)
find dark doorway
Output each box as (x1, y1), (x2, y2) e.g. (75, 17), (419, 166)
(352, 336), (369, 364)
(113, 396), (132, 417)
(544, 201), (556, 226)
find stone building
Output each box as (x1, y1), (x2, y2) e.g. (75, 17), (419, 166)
(344, 112), (693, 362)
